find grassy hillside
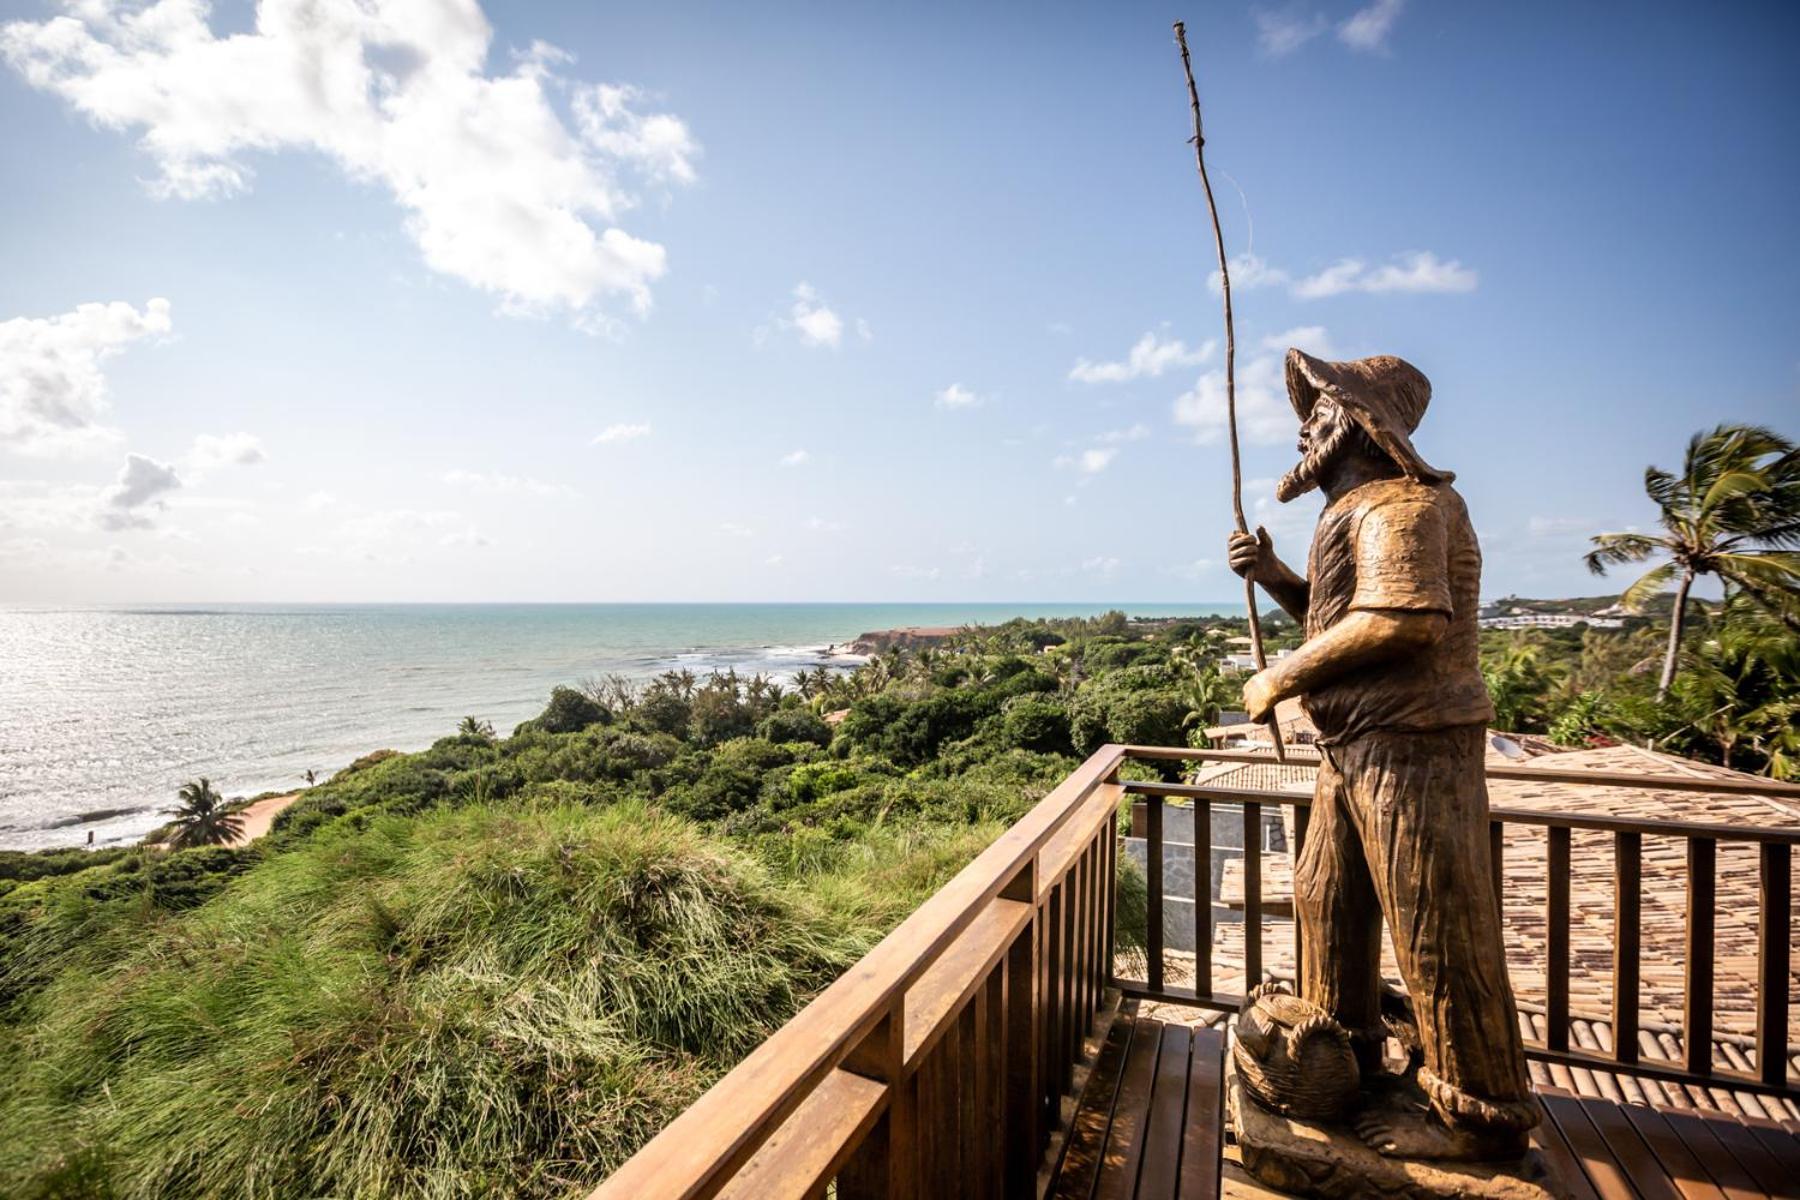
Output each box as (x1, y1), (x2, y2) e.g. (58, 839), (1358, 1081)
(0, 612), (1209, 1199)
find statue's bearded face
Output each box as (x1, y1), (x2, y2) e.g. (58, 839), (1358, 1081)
(1276, 397), (1359, 502)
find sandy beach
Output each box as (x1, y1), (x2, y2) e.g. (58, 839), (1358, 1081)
(226, 792), (301, 846)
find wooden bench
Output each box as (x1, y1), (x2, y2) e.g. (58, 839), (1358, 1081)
(1047, 1014), (1225, 1200)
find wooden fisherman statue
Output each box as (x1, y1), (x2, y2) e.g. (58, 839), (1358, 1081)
(1226, 349), (1537, 1163)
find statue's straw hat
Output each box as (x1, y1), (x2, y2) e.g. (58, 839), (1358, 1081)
(1284, 348), (1452, 484)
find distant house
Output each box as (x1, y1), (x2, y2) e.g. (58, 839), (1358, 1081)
(1479, 611), (1625, 630)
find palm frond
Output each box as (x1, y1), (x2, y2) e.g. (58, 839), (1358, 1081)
(1617, 560), (1681, 612)
(1584, 532), (1665, 575)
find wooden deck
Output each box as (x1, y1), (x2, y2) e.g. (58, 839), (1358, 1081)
(1048, 1015), (1224, 1199)
(1049, 1009), (1800, 1200)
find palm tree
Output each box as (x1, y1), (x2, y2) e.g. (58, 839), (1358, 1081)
(163, 778), (244, 849)
(457, 716), (496, 740)
(1585, 424), (1800, 699)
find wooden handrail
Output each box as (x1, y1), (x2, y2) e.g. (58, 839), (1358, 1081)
(590, 745), (1127, 1200)
(1121, 744), (1800, 799)
(1121, 779), (1800, 845)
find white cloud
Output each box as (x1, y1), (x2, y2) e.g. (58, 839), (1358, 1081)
(442, 468), (576, 498)
(1, 2), (698, 323)
(778, 449), (811, 468)
(719, 521), (754, 538)
(1254, 6), (1328, 56)
(889, 564), (942, 581)
(187, 431), (266, 468)
(1080, 555), (1121, 577)
(1339, 0), (1406, 52)
(1079, 448), (1118, 474)
(438, 525), (491, 548)
(1070, 331), (1214, 384)
(1053, 447), (1119, 476)
(1173, 326), (1333, 445)
(592, 422), (652, 444)
(805, 515), (846, 533)
(1208, 253), (1291, 294)
(935, 383), (982, 410)
(99, 453), (181, 530)
(1292, 252), (1476, 299)
(774, 282), (855, 348)
(764, 554), (784, 567)
(0, 298), (171, 456)
(302, 490), (340, 512)
(1098, 424), (1150, 444)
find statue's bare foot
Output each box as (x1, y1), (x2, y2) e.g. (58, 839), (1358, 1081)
(1354, 1108), (1525, 1162)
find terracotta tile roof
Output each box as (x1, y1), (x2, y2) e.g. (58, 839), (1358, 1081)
(1485, 745), (1800, 1049)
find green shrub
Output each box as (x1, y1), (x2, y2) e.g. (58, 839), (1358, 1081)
(756, 708), (832, 748)
(531, 686), (612, 735)
(996, 696), (1074, 755)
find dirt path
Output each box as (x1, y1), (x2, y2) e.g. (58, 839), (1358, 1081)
(227, 792), (301, 845)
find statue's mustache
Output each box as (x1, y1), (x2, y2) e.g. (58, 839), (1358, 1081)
(1275, 419), (1354, 502)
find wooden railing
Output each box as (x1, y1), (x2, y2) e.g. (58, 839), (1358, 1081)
(592, 743), (1799, 1197)
(1116, 745), (1800, 1104)
(589, 745), (1127, 1200)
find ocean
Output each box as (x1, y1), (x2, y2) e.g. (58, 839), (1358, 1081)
(0, 602), (1238, 850)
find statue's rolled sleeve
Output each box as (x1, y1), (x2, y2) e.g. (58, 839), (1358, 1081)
(1349, 497), (1453, 615)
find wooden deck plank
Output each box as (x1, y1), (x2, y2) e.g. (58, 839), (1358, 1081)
(1654, 1108), (1770, 1200)
(1093, 1018), (1164, 1200)
(1134, 1025), (1194, 1200)
(1529, 1099), (1603, 1200)
(1177, 1028), (1225, 1200)
(1699, 1111), (1790, 1197)
(1736, 1114), (1800, 1183)
(1051, 1016), (1137, 1200)
(1620, 1103), (1729, 1200)
(1579, 1096), (1685, 1200)
(1540, 1090), (1641, 1200)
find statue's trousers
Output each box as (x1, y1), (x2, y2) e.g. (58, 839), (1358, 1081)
(1296, 724), (1539, 1132)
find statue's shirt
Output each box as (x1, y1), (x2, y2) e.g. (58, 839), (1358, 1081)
(1300, 476), (1495, 743)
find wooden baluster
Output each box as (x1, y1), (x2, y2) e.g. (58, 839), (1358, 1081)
(1293, 805), (1309, 999)
(1546, 826), (1570, 1053)
(1066, 848), (1086, 1072)
(1684, 836), (1715, 1077)
(1194, 799), (1212, 1002)
(1147, 795), (1165, 993)
(1489, 819), (1505, 927)
(1756, 842), (1791, 1088)
(838, 1003), (914, 1200)
(1062, 864), (1079, 1088)
(983, 964), (1005, 1200)
(1094, 820), (1108, 993)
(1044, 882), (1064, 1114)
(1002, 866), (1039, 1198)
(1612, 831), (1641, 1067)
(1244, 801), (1263, 992)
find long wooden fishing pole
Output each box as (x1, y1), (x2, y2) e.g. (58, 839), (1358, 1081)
(1174, 20), (1286, 762)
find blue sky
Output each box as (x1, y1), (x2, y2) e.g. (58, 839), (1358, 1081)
(1, 0), (1795, 603)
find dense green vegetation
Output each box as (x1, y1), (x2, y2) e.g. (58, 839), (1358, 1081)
(0, 611), (1242, 1200)
(1494, 424), (1800, 777)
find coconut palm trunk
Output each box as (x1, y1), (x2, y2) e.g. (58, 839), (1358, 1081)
(1657, 568), (1694, 700)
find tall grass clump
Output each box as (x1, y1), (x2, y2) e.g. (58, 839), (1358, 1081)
(0, 801), (877, 1200)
